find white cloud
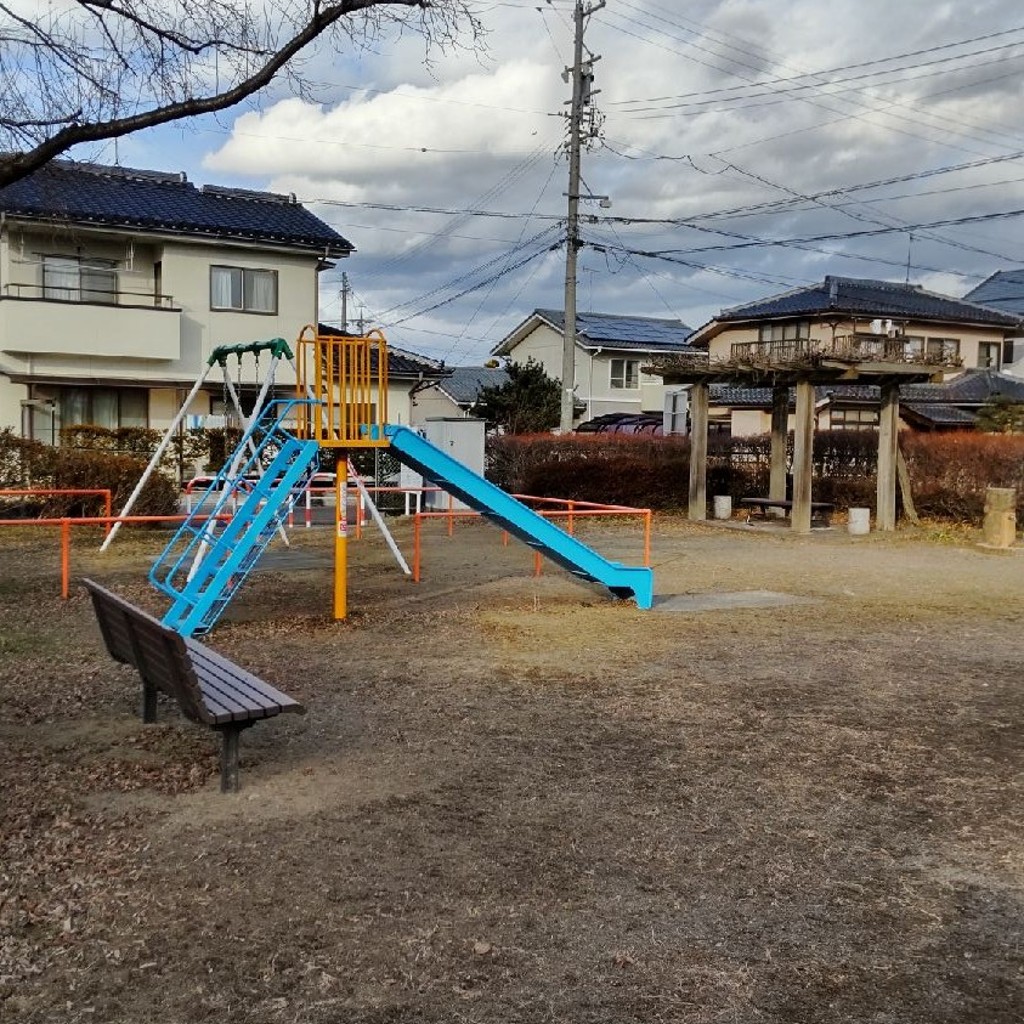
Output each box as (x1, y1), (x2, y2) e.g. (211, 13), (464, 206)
(189, 0), (1024, 363)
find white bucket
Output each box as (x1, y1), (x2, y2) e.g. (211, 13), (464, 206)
(848, 507), (870, 536)
(713, 495), (733, 520)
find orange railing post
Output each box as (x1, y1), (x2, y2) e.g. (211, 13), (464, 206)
(60, 519), (70, 599)
(643, 510), (652, 567)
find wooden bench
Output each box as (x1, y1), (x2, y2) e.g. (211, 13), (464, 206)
(82, 579), (305, 792)
(739, 497), (834, 527)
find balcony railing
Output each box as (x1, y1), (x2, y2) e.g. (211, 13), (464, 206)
(729, 334), (962, 366)
(2, 283), (177, 309)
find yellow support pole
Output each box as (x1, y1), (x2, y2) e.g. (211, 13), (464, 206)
(333, 470), (347, 620)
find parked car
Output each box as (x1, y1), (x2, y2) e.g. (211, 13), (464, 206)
(575, 412), (664, 436)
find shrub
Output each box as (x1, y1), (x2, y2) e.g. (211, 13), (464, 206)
(901, 433), (1024, 519)
(60, 423), (218, 477)
(0, 429), (178, 518)
(487, 429), (1024, 522)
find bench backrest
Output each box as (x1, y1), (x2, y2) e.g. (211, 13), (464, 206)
(82, 579), (211, 724)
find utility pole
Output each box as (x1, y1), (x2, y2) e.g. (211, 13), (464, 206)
(560, 0), (604, 434)
(340, 272), (350, 333)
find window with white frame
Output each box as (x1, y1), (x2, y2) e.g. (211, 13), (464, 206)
(210, 265), (278, 313)
(610, 358), (640, 389)
(831, 407), (879, 431)
(757, 321), (810, 342)
(903, 335), (925, 358)
(978, 341), (1001, 368)
(42, 255), (118, 303)
(29, 385), (148, 440)
(926, 337), (960, 360)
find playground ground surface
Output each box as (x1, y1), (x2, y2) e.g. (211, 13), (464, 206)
(1, 515), (1021, 1023)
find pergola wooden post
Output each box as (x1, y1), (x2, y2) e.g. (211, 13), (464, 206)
(653, 347), (941, 536)
(769, 385), (789, 505)
(790, 380), (815, 534)
(688, 382), (709, 520)
(876, 381), (900, 531)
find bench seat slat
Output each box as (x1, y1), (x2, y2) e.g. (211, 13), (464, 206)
(196, 672), (277, 721)
(83, 579), (305, 726)
(186, 643), (301, 715)
(197, 673), (285, 721)
(125, 626), (259, 724)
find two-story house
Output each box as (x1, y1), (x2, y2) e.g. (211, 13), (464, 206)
(964, 269), (1024, 376)
(684, 276), (1024, 434)
(0, 160), (449, 446)
(491, 309), (697, 425)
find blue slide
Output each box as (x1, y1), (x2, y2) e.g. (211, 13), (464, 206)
(385, 425), (653, 609)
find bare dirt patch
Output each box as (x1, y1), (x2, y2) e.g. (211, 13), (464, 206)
(1, 517), (1022, 1022)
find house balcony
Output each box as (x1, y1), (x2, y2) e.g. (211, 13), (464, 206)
(728, 334), (962, 367)
(0, 287), (182, 360)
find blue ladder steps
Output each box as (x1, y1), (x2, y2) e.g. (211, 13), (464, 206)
(151, 400), (320, 636)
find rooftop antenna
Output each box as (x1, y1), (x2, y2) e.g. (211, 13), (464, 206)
(905, 233), (913, 284)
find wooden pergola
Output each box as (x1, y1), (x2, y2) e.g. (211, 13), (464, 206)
(653, 350), (947, 534)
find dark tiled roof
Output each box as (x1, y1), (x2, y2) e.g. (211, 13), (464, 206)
(902, 403), (978, 426)
(709, 370), (1024, 410)
(709, 385), (775, 407)
(964, 270), (1024, 316)
(903, 369), (1024, 403)
(534, 309), (695, 351)
(717, 276), (1022, 328)
(436, 366), (509, 405)
(0, 161), (353, 256)
(709, 383), (879, 407)
(316, 326), (445, 379)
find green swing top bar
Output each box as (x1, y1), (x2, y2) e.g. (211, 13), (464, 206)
(207, 338), (294, 367)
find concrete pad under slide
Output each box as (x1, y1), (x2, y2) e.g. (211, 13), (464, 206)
(654, 590), (817, 613)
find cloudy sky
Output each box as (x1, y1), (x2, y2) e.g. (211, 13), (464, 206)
(111, 0), (1024, 365)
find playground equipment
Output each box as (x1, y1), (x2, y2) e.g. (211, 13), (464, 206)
(114, 325), (653, 637)
(149, 398), (320, 636)
(101, 337), (296, 552)
(384, 425), (653, 608)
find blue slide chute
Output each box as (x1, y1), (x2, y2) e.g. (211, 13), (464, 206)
(385, 425), (653, 609)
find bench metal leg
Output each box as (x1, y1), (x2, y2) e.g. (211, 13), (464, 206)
(141, 679), (157, 724)
(219, 726), (242, 793)
(216, 724), (255, 793)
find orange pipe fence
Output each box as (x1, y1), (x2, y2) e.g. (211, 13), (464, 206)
(410, 500), (652, 584)
(0, 488), (112, 534)
(0, 514), (231, 599)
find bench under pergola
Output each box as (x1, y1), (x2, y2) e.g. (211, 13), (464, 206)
(652, 341), (951, 533)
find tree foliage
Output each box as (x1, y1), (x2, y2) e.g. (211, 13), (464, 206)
(976, 396), (1024, 434)
(472, 358), (561, 434)
(0, 1), (481, 188)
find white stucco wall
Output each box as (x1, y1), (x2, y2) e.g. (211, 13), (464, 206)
(411, 386), (463, 425)
(0, 221), (327, 433)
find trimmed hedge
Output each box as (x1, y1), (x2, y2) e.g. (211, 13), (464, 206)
(486, 430), (1024, 522)
(60, 424), (217, 473)
(0, 429), (179, 518)
(901, 433), (1024, 520)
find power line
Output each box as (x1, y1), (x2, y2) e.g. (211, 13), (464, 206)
(606, 24), (1024, 107)
(602, 3), (1023, 157)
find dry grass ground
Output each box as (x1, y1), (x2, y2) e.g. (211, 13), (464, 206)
(1, 516), (1022, 1023)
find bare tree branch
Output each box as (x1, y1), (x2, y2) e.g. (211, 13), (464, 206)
(0, 0), (482, 188)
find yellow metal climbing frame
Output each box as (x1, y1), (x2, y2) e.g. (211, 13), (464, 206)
(294, 324), (390, 447)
